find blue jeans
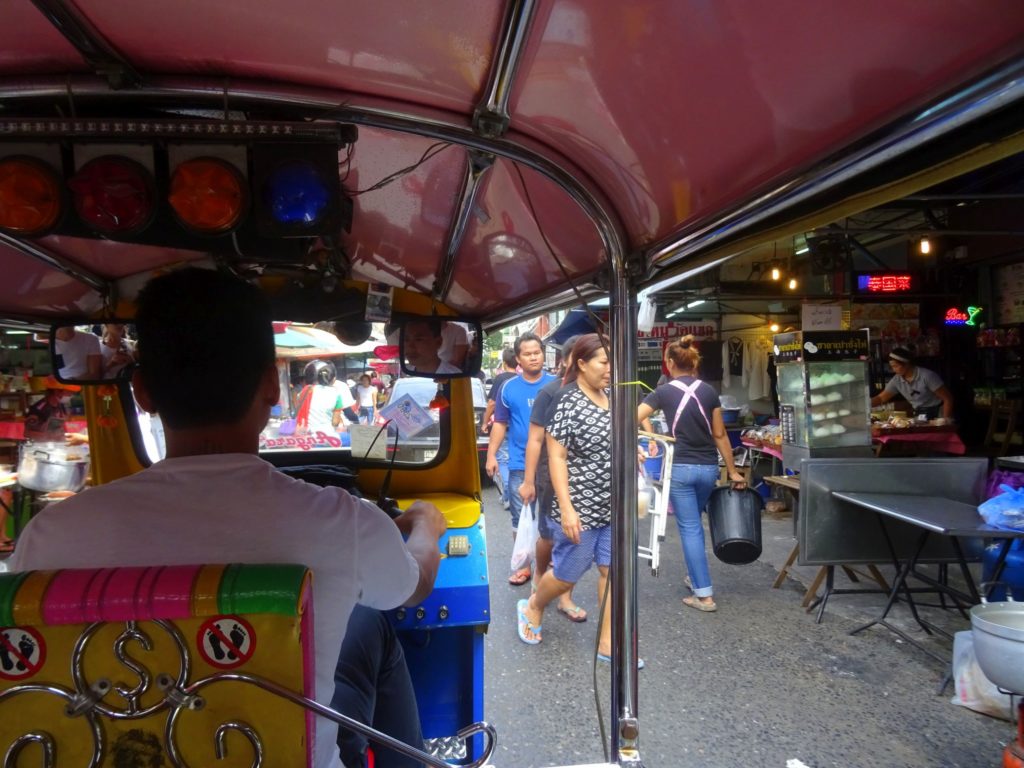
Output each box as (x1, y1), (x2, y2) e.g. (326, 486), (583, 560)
(332, 606), (422, 768)
(668, 464), (720, 598)
(496, 442), (510, 504)
(359, 406), (374, 424)
(507, 468), (525, 531)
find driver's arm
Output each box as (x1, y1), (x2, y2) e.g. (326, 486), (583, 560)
(394, 500), (447, 605)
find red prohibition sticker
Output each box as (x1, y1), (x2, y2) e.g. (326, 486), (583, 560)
(196, 616), (256, 669)
(0, 626), (46, 680)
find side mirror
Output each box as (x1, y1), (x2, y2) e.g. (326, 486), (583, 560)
(398, 316), (482, 379)
(48, 321), (136, 385)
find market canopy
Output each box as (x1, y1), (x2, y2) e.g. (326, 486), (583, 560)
(274, 325), (377, 359)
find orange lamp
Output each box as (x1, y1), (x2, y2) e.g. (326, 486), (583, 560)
(0, 157), (63, 235)
(169, 157), (246, 233)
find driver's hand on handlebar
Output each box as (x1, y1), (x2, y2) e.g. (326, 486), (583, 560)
(394, 500), (447, 540)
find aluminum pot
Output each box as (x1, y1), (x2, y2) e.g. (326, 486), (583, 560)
(17, 442), (89, 493)
(971, 589), (1024, 694)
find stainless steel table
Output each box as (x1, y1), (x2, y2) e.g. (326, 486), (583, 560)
(831, 491), (1024, 663)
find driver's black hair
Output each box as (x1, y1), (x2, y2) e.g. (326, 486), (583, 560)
(406, 316), (442, 338)
(134, 268), (275, 429)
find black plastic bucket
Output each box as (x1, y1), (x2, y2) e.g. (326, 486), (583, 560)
(706, 485), (763, 565)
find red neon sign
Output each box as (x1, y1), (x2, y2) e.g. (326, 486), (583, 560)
(857, 274), (912, 293)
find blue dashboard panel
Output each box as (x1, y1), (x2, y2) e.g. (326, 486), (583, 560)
(388, 517), (489, 631)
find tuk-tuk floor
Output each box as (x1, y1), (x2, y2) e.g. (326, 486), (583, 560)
(482, 485), (1013, 768)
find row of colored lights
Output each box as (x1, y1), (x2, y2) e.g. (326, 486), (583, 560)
(0, 154), (331, 238)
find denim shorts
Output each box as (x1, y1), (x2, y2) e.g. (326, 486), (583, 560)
(551, 525), (612, 584)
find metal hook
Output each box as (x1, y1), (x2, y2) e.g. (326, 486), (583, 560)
(4, 732), (56, 768)
(214, 722), (264, 768)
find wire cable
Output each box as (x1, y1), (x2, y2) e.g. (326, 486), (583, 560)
(348, 142), (453, 196)
(512, 163), (609, 338)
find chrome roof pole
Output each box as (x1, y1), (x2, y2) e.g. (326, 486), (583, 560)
(434, 149), (495, 302)
(609, 258), (642, 764)
(473, 0), (539, 139)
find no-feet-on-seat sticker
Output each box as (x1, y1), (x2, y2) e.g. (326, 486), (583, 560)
(196, 616), (256, 669)
(0, 626), (46, 680)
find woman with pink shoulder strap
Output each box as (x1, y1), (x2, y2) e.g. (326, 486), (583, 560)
(637, 339), (746, 612)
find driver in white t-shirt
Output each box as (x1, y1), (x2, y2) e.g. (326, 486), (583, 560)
(12, 268), (447, 768)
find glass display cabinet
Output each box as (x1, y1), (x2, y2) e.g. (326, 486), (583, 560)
(774, 330), (874, 472)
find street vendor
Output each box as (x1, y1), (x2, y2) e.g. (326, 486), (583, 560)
(24, 376), (80, 442)
(870, 347), (954, 421)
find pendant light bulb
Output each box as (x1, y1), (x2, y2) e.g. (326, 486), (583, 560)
(788, 277), (798, 290)
(769, 322), (780, 333)
(919, 236), (931, 255)
(770, 265), (781, 281)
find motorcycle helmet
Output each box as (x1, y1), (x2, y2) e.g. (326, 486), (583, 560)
(303, 359), (337, 386)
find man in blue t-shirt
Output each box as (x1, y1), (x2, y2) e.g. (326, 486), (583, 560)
(486, 332), (555, 585)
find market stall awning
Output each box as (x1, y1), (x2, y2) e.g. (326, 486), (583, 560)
(545, 309), (599, 347)
(276, 325), (352, 359)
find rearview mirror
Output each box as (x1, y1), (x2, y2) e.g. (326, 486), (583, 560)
(398, 316), (482, 379)
(48, 321), (136, 385)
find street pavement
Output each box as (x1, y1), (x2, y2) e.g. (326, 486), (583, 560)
(481, 483), (1015, 768)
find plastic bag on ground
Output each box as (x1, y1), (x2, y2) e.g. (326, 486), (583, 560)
(951, 630), (1016, 721)
(510, 502), (539, 572)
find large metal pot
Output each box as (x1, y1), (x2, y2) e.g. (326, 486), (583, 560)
(17, 442), (89, 493)
(971, 590), (1024, 694)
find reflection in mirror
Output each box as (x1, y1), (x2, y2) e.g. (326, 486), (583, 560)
(47, 322), (137, 384)
(399, 317), (481, 378)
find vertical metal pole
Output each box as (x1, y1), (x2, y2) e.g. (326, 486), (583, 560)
(609, 262), (641, 763)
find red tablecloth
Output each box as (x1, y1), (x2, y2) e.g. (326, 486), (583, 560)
(873, 431), (966, 455)
(0, 419), (89, 441)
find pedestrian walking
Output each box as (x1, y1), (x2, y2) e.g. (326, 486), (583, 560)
(518, 334), (585, 621)
(516, 334), (630, 664)
(482, 348), (518, 509)
(637, 338), (746, 612)
(486, 334), (554, 585)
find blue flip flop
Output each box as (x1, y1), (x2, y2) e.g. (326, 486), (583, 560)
(597, 653), (645, 670)
(516, 599), (541, 645)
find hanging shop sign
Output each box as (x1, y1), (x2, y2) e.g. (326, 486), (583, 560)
(855, 273), (913, 293)
(774, 330), (869, 363)
(638, 321), (717, 339)
(944, 306), (983, 326)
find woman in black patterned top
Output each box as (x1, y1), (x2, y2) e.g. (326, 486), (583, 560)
(517, 335), (621, 663)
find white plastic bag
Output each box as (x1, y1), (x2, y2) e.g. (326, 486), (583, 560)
(637, 296), (657, 334)
(510, 502), (539, 572)
(950, 630), (1015, 721)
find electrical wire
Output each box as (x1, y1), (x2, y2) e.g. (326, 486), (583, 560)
(512, 163), (608, 338)
(348, 142), (453, 196)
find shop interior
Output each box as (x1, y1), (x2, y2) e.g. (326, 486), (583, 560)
(639, 148), (1024, 462)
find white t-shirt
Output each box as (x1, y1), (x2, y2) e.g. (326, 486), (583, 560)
(333, 381), (356, 410)
(355, 384), (376, 408)
(10, 453), (419, 768)
(438, 322), (470, 366)
(55, 331), (102, 379)
(308, 385), (342, 434)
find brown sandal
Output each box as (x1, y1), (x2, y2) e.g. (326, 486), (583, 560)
(683, 595), (717, 612)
